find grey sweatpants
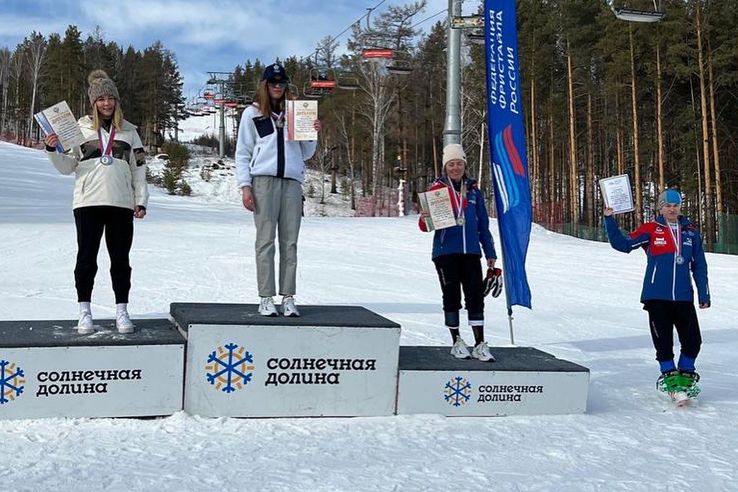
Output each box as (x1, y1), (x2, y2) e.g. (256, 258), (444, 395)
(251, 175), (302, 297)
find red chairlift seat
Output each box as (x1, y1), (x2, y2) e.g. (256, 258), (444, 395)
(363, 49), (394, 59)
(311, 80), (337, 89)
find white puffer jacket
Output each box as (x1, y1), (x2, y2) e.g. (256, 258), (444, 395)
(46, 115), (149, 211)
(235, 104), (317, 189)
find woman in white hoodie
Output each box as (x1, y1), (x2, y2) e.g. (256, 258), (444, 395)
(235, 63), (321, 317)
(44, 69), (148, 334)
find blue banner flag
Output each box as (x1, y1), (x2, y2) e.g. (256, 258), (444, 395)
(484, 0), (532, 309)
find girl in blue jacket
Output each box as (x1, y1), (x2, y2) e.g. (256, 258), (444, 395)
(419, 144), (497, 361)
(604, 189), (710, 398)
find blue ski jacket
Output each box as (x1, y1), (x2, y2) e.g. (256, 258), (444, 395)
(604, 214), (710, 305)
(419, 177), (496, 260)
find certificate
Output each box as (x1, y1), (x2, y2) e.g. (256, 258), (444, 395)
(34, 101), (84, 153)
(287, 100), (318, 141)
(418, 188), (459, 231)
(599, 174), (635, 214)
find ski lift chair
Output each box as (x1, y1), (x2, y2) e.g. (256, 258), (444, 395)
(387, 49), (413, 75)
(337, 72), (360, 90)
(303, 82), (324, 100)
(387, 59), (412, 75)
(467, 30), (485, 45)
(308, 68), (336, 96)
(611, 0), (664, 22)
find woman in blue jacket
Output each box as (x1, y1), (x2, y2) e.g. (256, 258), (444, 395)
(604, 189), (710, 397)
(419, 144), (497, 361)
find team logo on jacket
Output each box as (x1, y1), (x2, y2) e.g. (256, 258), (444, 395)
(654, 237), (666, 246)
(684, 238), (692, 247)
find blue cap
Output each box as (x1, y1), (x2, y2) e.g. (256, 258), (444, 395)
(658, 189), (681, 208)
(262, 63), (289, 83)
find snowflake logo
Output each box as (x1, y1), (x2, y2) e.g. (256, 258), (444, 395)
(1, 359), (26, 405)
(205, 343), (254, 394)
(444, 376), (472, 407)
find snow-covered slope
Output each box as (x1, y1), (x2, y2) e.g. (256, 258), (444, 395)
(1, 141), (736, 492)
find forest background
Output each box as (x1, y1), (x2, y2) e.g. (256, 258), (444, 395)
(1, 0), (736, 252)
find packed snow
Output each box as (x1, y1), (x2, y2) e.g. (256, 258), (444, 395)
(0, 139), (736, 492)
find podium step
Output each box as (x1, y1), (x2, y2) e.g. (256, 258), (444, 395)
(172, 303), (400, 418)
(397, 346), (589, 416)
(0, 319), (185, 420)
(171, 302), (401, 330)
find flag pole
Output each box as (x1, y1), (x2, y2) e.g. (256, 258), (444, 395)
(493, 195), (516, 346)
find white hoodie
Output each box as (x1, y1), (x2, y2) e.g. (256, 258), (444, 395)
(45, 115), (149, 210)
(235, 104), (317, 189)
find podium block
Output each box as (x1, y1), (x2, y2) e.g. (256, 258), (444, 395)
(0, 319), (185, 420)
(397, 347), (589, 416)
(172, 303), (401, 418)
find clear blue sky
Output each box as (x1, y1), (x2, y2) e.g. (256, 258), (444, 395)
(0, 0), (477, 101)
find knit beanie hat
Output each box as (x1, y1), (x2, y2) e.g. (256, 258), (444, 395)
(442, 144), (466, 168)
(88, 69), (120, 105)
(657, 189), (681, 209)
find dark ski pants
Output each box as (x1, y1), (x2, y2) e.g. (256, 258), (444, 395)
(433, 254), (484, 327)
(74, 206), (134, 304)
(643, 300), (702, 363)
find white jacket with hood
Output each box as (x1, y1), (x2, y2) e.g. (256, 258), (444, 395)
(46, 115), (149, 211)
(235, 104), (317, 188)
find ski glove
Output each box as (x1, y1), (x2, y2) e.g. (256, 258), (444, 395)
(484, 267), (503, 298)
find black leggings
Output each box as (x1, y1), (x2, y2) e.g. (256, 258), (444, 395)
(643, 300), (702, 362)
(74, 206), (134, 303)
(433, 254), (484, 326)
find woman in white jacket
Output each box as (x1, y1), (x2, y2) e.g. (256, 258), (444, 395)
(235, 63), (321, 317)
(44, 70), (149, 334)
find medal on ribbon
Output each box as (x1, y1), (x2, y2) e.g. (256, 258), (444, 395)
(668, 222), (684, 265)
(98, 127), (116, 165)
(448, 180), (466, 227)
(273, 111), (284, 129)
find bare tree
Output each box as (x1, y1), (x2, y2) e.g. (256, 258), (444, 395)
(334, 108), (357, 210)
(315, 36), (339, 68)
(25, 32), (47, 142)
(0, 47), (10, 135)
(10, 50), (24, 142)
(348, 1), (426, 215)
